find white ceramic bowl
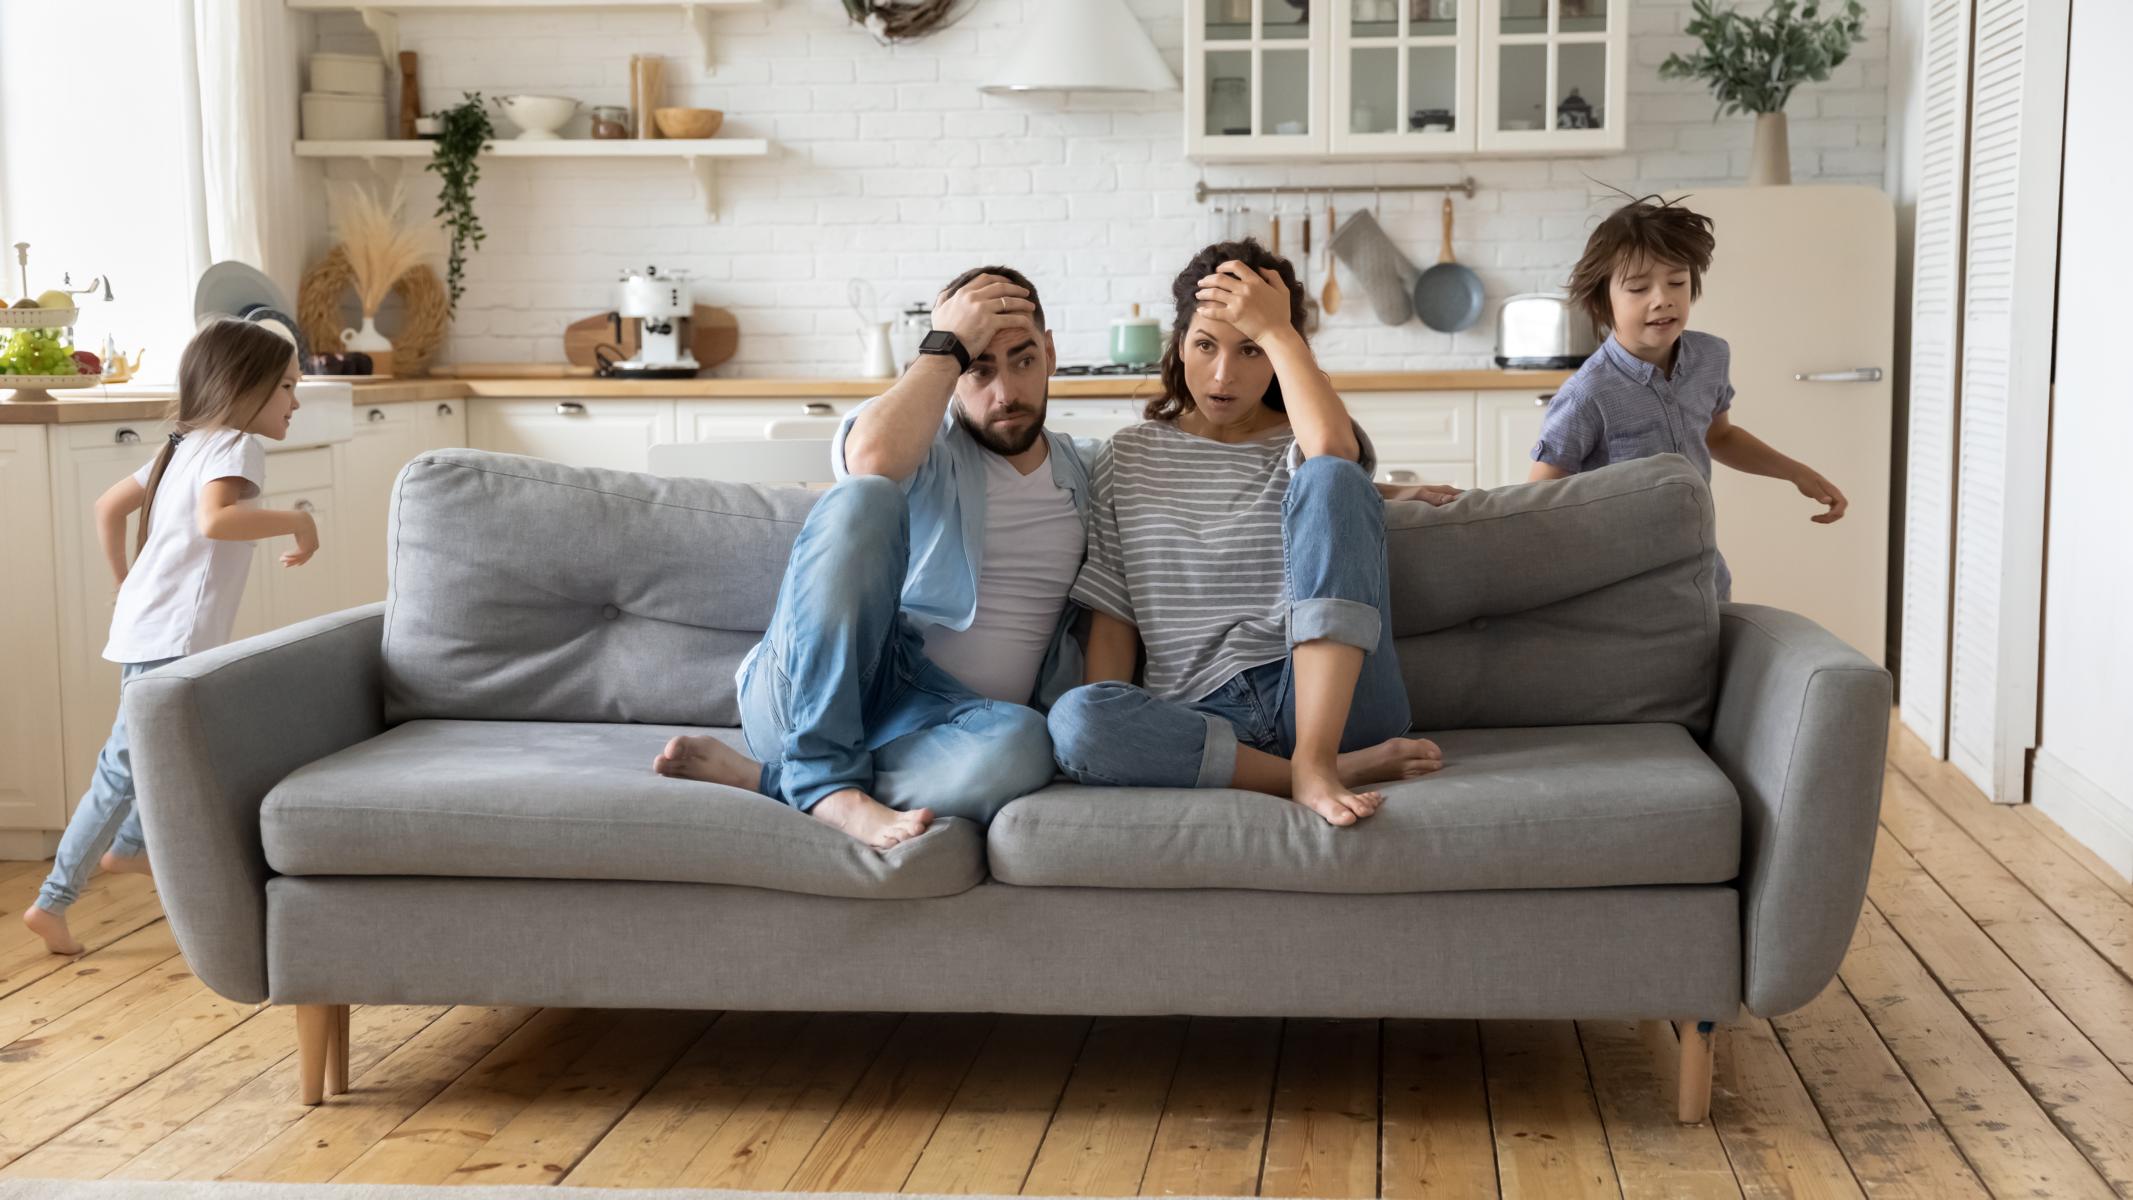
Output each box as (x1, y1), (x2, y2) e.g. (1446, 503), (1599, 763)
(498, 94), (579, 141)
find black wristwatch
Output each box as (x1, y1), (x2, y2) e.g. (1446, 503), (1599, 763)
(918, 329), (971, 373)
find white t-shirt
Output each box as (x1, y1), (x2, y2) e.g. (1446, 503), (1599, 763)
(103, 428), (268, 664)
(920, 449), (1086, 705)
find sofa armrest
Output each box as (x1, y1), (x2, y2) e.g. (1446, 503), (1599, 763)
(1707, 603), (1892, 1017)
(126, 605), (387, 1004)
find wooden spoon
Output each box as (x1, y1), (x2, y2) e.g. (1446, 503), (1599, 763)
(1319, 202), (1342, 315)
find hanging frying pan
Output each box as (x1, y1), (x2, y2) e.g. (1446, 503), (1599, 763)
(1413, 197), (1486, 333)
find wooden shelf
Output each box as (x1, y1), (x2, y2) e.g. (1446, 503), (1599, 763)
(286, 0), (772, 70)
(295, 138), (771, 218)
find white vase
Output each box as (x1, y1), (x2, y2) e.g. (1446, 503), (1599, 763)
(340, 316), (396, 377)
(1749, 111), (1791, 186)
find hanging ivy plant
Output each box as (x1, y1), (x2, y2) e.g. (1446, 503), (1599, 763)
(1658, 0), (1867, 117)
(427, 92), (494, 313)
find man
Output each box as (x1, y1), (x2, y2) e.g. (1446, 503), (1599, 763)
(652, 267), (1092, 851)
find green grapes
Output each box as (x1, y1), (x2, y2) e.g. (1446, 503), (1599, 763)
(0, 328), (78, 376)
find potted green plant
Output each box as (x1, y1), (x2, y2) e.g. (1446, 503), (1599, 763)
(426, 92), (494, 313)
(1659, 0), (1867, 186)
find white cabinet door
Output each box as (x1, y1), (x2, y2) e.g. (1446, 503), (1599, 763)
(337, 403), (424, 607)
(1330, 0), (1477, 155)
(676, 399), (849, 442)
(1349, 392), (1476, 463)
(1477, 0), (1626, 154)
(0, 426), (65, 832)
(1186, 0), (1330, 159)
(49, 421), (160, 813)
(228, 447), (339, 639)
(1474, 390), (1552, 488)
(421, 397), (468, 451)
(468, 399), (678, 473)
(1046, 400), (1141, 441)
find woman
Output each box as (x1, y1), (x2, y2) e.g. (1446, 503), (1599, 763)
(1048, 240), (1444, 826)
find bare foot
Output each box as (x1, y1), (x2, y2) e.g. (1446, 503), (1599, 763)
(653, 735), (763, 792)
(22, 905), (82, 956)
(1338, 736), (1445, 786)
(1292, 760), (1383, 828)
(100, 850), (152, 878)
(810, 788), (932, 851)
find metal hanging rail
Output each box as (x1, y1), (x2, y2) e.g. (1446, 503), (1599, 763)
(1192, 178), (1478, 203)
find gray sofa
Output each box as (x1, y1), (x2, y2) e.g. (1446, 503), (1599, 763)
(128, 449), (1890, 1120)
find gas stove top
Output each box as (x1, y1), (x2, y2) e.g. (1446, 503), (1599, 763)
(1053, 363), (1158, 376)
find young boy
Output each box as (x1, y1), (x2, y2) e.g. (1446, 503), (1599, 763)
(1529, 195), (1846, 600)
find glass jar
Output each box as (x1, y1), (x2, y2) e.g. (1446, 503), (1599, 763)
(590, 106), (630, 139)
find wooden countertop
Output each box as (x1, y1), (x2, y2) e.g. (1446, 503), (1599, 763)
(2, 368), (1572, 423)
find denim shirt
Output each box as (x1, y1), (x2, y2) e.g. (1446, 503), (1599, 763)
(830, 400), (1101, 710)
(1532, 330), (1736, 598)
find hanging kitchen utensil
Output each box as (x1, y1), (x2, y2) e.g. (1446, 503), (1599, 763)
(1413, 197), (1486, 333)
(1329, 207), (1417, 325)
(1299, 191), (1320, 333)
(1319, 201), (1342, 315)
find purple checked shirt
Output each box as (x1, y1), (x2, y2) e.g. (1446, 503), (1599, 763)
(1532, 330), (1735, 599)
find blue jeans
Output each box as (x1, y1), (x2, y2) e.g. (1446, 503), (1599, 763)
(1048, 456), (1411, 788)
(737, 476), (1057, 823)
(38, 658), (178, 914)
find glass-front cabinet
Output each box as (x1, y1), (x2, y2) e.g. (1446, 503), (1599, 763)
(1187, 0), (1329, 159)
(1185, 0), (1625, 159)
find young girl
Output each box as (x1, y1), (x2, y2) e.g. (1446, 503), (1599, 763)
(22, 318), (318, 956)
(1530, 195), (1847, 600)
(1047, 239), (1444, 827)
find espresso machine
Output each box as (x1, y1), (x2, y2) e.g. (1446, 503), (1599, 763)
(597, 265), (699, 378)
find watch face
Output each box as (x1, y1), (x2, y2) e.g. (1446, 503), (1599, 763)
(920, 331), (959, 352)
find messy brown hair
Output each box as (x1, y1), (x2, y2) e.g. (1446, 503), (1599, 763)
(1565, 195), (1716, 332)
(1148, 238), (1306, 422)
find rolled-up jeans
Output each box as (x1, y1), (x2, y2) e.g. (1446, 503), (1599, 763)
(1047, 455), (1411, 788)
(736, 475), (1057, 823)
(37, 658), (179, 914)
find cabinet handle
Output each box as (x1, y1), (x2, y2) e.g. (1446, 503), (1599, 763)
(1385, 469), (1422, 484)
(295, 500), (316, 513)
(556, 402), (587, 416)
(366, 408), (387, 423)
(114, 429), (140, 444)
(1792, 367), (1884, 383)
(437, 403), (454, 417)
(1535, 393), (1554, 407)
(802, 402), (834, 416)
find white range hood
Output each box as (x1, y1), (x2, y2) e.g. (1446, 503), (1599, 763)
(981, 0), (1179, 94)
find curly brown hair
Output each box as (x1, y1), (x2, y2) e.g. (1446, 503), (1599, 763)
(1147, 238), (1307, 422)
(1565, 195), (1716, 333)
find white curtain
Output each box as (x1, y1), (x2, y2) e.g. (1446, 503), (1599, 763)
(181, 0), (310, 295)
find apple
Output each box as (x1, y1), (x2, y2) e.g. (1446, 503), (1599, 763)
(35, 290), (75, 312)
(72, 351), (101, 374)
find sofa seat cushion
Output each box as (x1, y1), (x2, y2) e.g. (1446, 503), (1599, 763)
(987, 724), (1739, 893)
(261, 720), (984, 900)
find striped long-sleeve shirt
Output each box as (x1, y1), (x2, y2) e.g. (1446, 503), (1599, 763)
(1070, 419), (1374, 702)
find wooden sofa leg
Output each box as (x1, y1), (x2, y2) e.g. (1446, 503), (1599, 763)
(1677, 1020), (1716, 1124)
(326, 1004), (351, 1096)
(294, 1005), (335, 1106)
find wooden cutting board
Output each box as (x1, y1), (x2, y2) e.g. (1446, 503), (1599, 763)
(562, 306), (739, 370)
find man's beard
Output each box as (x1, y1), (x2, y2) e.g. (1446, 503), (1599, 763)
(954, 400), (1047, 456)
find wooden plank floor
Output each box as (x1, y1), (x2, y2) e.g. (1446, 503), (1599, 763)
(2, 721), (2130, 1197)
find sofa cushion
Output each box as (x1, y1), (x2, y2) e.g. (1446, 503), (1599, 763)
(986, 724), (1739, 893)
(383, 450), (818, 727)
(261, 720), (984, 900)
(1388, 455), (1722, 734)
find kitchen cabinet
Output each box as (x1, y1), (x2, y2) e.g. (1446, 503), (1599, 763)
(229, 449), (344, 642)
(676, 398), (852, 442)
(48, 421), (160, 814)
(338, 399), (467, 605)
(1474, 389), (1552, 488)
(0, 426), (65, 844)
(468, 398), (678, 474)
(1352, 392), (1478, 490)
(1187, 0), (1624, 159)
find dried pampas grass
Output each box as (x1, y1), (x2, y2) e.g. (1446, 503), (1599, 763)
(329, 181), (440, 317)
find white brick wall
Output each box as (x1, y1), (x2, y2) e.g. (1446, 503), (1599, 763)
(312, 0), (1891, 373)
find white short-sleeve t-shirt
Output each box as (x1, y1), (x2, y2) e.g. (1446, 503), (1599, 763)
(103, 428), (268, 664)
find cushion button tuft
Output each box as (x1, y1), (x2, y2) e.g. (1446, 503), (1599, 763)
(602, 604), (621, 620)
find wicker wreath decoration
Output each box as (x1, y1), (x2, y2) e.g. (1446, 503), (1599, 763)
(841, 0), (964, 44)
(297, 247), (450, 375)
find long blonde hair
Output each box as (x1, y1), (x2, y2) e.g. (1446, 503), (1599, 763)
(136, 320), (296, 558)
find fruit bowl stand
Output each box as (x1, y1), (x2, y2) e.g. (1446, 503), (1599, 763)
(1, 306), (102, 401)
